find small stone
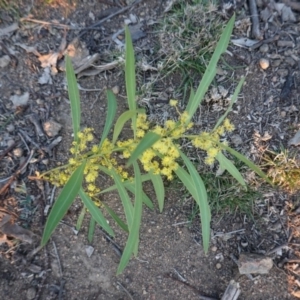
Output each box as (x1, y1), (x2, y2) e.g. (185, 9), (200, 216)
(285, 57), (296, 66)
(43, 120), (62, 137)
(112, 85), (120, 95)
(10, 92), (29, 108)
(259, 44), (269, 53)
(0, 55), (11, 68)
(13, 147), (23, 157)
(272, 60), (281, 67)
(26, 287), (36, 300)
(259, 58), (269, 70)
(216, 263), (222, 269)
(211, 246), (218, 252)
(85, 245), (94, 257)
(238, 253), (273, 274)
(7, 139), (15, 147)
(230, 134), (243, 146)
(6, 124), (15, 133)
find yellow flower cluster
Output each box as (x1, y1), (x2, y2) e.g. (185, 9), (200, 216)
(45, 128), (129, 200)
(132, 111), (193, 180)
(191, 118), (235, 165)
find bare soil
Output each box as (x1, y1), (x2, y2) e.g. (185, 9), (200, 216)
(0, 0), (300, 299)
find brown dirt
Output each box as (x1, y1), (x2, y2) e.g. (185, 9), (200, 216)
(0, 0), (299, 299)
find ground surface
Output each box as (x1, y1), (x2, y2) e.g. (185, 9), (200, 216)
(0, 0), (300, 299)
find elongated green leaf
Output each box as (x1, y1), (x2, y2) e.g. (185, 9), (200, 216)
(103, 203), (129, 233)
(117, 162), (143, 274)
(186, 14), (235, 121)
(79, 188), (114, 237)
(179, 151), (211, 253)
(111, 170), (133, 227)
(100, 174), (152, 194)
(76, 207), (86, 231)
(175, 166), (197, 199)
(217, 143), (272, 184)
(113, 109), (144, 143)
(127, 132), (161, 166)
(214, 77), (245, 130)
(41, 162), (86, 246)
(125, 184), (154, 209)
(125, 26), (137, 137)
(216, 152), (246, 188)
(149, 172), (165, 212)
(99, 90), (117, 147)
(66, 55), (81, 140)
(88, 217), (96, 243)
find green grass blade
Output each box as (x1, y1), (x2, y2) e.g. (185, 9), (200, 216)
(99, 90), (117, 147)
(179, 151), (211, 253)
(218, 143), (272, 184)
(41, 162), (86, 246)
(216, 152), (246, 188)
(149, 172), (165, 212)
(125, 26), (137, 137)
(99, 174), (152, 194)
(113, 109), (144, 144)
(186, 14), (235, 121)
(127, 132), (161, 166)
(76, 207), (86, 231)
(103, 203), (129, 233)
(117, 161), (142, 274)
(111, 170), (133, 227)
(66, 55), (81, 140)
(79, 188), (115, 237)
(125, 184), (154, 210)
(88, 217), (96, 243)
(214, 77), (245, 130)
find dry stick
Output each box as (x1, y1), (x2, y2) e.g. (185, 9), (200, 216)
(52, 241), (64, 300)
(116, 281), (134, 300)
(78, 0), (143, 38)
(248, 0), (262, 40)
(249, 35), (280, 50)
(0, 150), (34, 195)
(164, 273), (218, 300)
(20, 17), (79, 30)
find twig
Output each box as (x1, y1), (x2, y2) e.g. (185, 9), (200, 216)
(248, 0), (262, 40)
(20, 17), (79, 30)
(164, 273), (218, 300)
(249, 35), (279, 50)
(52, 241), (63, 277)
(78, 0), (143, 37)
(117, 281), (134, 300)
(19, 129), (41, 149)
(18, 132), (30, 153)
(0, 140), (17, 161)
(0, 150), (34, 195)
(27, 114), (44, 137)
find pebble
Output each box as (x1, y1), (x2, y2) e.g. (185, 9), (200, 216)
(112, 85), (120, 95)
(211, 246), (218, 252)
(216, 263), (222, 269)
(259, 58), (270, 70)
(272, 60), (281, 67)
(6, 124), (15, 133)
(43, 120), (62, 137)
(13, 147), (23, 157)
(26, 287), (36, 300)
(7, 139), (15, 147)
(238, 253), (273, 274)
(259, 44), (269, 53)
(0, 55), (11, 68)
